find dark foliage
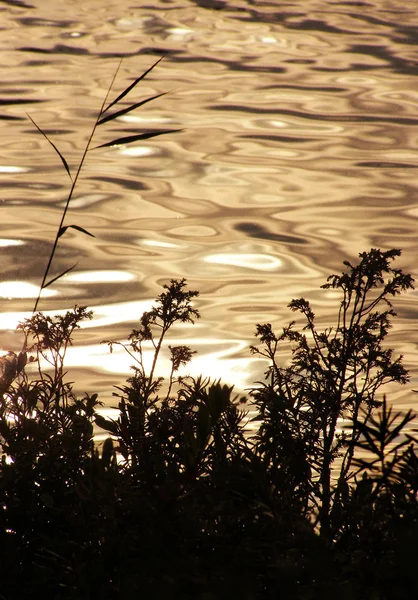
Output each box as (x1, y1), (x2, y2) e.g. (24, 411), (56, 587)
(0, 249), (417, 599)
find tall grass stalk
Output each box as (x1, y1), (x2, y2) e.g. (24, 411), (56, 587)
(29, 56), (179, 313)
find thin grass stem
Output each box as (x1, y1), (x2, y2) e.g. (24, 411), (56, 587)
(32, 57), (124, 313)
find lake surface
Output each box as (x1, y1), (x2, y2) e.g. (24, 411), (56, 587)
(0, 0), (417, 419)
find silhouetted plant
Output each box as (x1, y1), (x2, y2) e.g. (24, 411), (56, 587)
(29, 56), (179, 312)
(1, 305), (94, 456)
(351, 395), (415, 490)
(98, 279), (200, 469)
(0, 306), (102, 598)
(250, 248), (414, 540)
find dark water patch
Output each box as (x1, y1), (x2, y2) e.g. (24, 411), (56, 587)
(331, 2), (373, 6)
(1, 176), (65, 190)
(347, 43), (418, 75)
(155, 53), (287, 74)
(0, 238), (71, 280)
(17, 17), (76, 27)
(260, 84), (347, 93)
(94, 48), (285, 81)
(23, 128), (73, 135)
(347, 11), (418, 42)
(391, 25), (418, 46)
(21, 44), (91, 55)
(283, 18), (354, 35)
(356, 162), (418, 169)
(0, 98), (43, 106)
(234, 222), (307, 245)
(313, 64), (384, 72)
(0, 114), (25, 121)
(284, 59), (316, 65)
(346, 13), (397, 28)
(0, 0), (34, 7)
(190, 0), (231, 9)
(379, 227), (416, 235)
(228, 304), (277, 313)
(90, 176), (147, 192)
(231, 11), (306, 26)
(0, 88), (38, 95)
(22, 60), (54, 67)
(352, 192), (415, 208)
(91, 47), (184, 61)
(211, 104), (418, 126)
(241, 134), (321, 143)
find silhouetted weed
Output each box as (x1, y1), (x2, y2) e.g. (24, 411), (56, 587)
(29, 56), (180, 313)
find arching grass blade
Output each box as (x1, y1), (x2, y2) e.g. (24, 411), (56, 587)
(102, 56), (164, 115)
(97, 92), (167, 126)
(26, 113), (72, 181)
(58, 225), (95, 238)
(44, 262), (78, 289)
(93, 128), (182, 150)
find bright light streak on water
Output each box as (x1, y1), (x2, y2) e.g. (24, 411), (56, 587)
(0, 282), (55, 300)
(65, 270), (135, 283)
(141, 239), (182, 249)
(0, 166), (30, 173)
(119, 146), (156, 157)
(204, 253), (282, 271)
(0, 239), (23, 247)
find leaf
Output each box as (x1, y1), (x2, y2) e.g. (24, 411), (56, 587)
(102, 56), (164, 115)
(17, 351), (27, 373)
(97, 93), (167, 126)
(26, 113), (72, 181)
(93, 129), (182, 150)
(43, 262), (78, 288)
(58, 224), (95, 238)
(26, 388), (38, 411)
(197, 404), (211, 446)
(101, 437), (114, 467)
(95, 414), (119, 436)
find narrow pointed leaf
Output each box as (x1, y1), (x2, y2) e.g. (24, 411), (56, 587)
(353, 457), (380, 471)
(95, 414), (119, 436)
(93, 129), (182, 150)
(70, 224), (95, 237)
(59, 224), (95, 238)
(44, 262), (78, 289)
(102, 56), (164, 115)
(26, 113), (72, 181)
(355, 439), (380, 455)
(98, 93), (167, 126)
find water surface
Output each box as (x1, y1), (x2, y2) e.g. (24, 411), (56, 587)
(0, 0), (417, 414)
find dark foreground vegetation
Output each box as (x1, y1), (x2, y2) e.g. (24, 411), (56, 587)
(1, 248), (418, 599)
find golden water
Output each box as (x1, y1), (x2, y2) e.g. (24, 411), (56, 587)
(0, 0), (417, 420)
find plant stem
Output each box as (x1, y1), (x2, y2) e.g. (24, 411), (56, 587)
(33, 58), (124, 314)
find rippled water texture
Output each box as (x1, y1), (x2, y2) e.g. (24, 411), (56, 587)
(0, 0), (417, 411)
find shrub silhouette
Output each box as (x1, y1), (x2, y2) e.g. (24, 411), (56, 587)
(250, 248), (414, 540)
(0, 248), (417, 599)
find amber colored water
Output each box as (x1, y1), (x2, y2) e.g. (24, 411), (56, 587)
(0, 0), (417, 419)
